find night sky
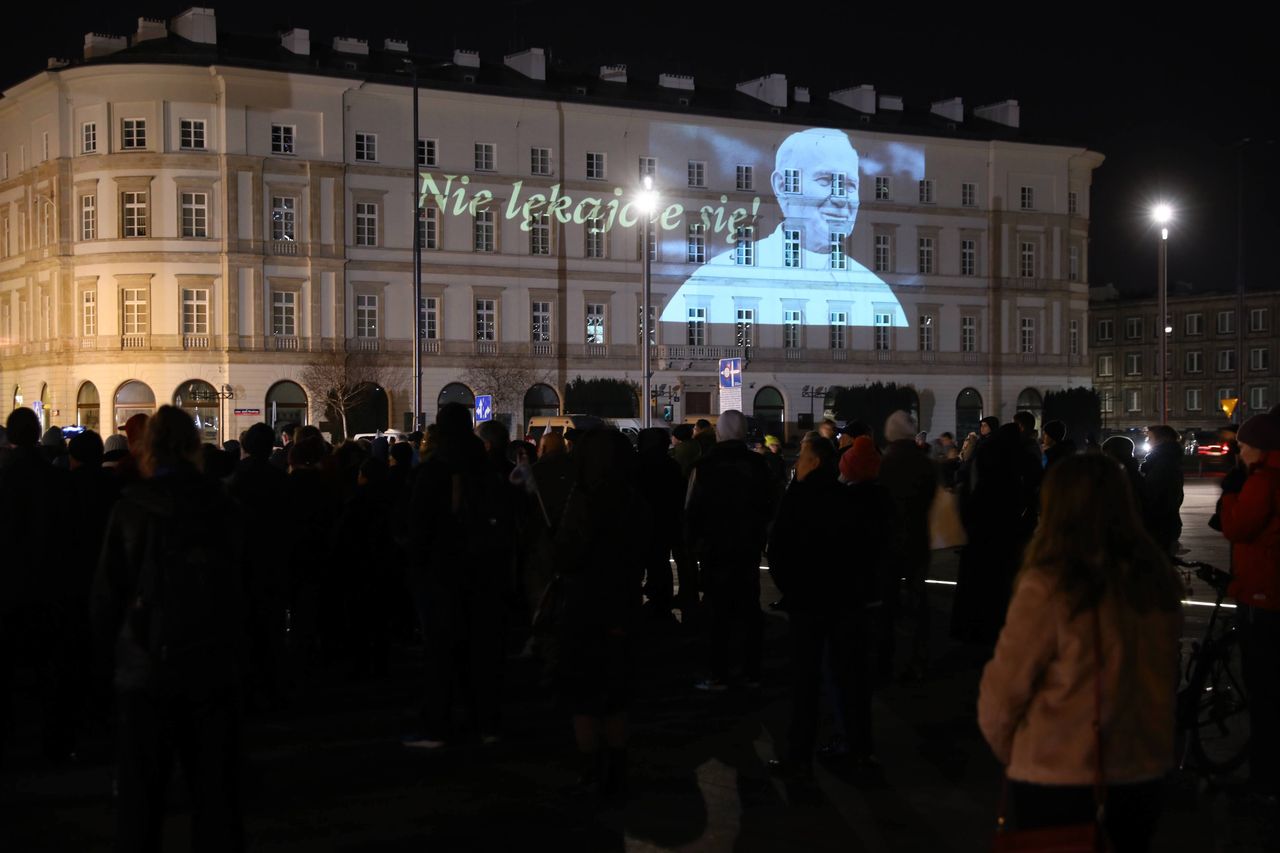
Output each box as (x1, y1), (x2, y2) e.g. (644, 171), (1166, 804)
(3, 4), (1275, 298)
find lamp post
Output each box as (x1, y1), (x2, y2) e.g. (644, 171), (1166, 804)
(410, 65), (424, 431)
(1153, 203), (1172, 425)
(638, 176), (659, 428)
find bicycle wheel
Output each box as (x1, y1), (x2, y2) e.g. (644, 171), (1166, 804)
(1187, 629), (1250, 776)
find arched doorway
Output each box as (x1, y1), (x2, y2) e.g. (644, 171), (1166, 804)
(523, 383), (560, 433)
(1016, 387), (1043, 431)
(266, 380), (308, 435)
(38, 383), (50, 431)
(438, 382), (475, 411)
(173, 380), (221, 444)
(77, 382), (100, 431)
(342, 384), (389, 438)
(753, 386), (785, 437)
(956, 387), (983, 439)
(114, 380), (155, 430)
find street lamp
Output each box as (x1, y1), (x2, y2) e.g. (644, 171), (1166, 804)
(1152, 203), (1172, 425)
(638, 176), (659, 428)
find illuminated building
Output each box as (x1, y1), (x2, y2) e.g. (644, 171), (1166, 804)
(0, 7), (1103, 441)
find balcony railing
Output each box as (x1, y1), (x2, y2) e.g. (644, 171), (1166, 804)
(585, 342), (608, 358)
(420, 338), (440, 354)
(876, 350), (892, 362)
(183, 335), (209, 350)
(121, 335), (147, 350)
(783, 348), (804, 361)
(272, 239), (300, 256)
(355, 337), (379, 352)
(474, 340), (498, 355)
(272, 335), (300, 351)
(531, 341), (555, 357)
(655, 344), (744, 362)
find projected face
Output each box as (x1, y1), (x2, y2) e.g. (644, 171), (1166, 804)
(772, 130), (860, 252)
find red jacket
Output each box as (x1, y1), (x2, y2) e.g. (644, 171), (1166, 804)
(1221, 450), (1280, 610)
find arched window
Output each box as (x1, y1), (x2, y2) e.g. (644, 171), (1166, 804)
(956, 388), (983, 439)
(523, 383), (560, 431)
(114, 380), (156, 430)
(265, 380), (308, 435)
(753, 386), (785, 436)
(77, 382), (100, 431)
(437, 382), (475, 411)
(1016, 387), (1043, 431)
(173, 380), (221, 443)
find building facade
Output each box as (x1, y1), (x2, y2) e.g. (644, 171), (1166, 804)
(1089, 284), (1278, 433)
(0, 8), (1103, 443)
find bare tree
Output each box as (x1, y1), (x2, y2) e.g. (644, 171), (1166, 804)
(461, 356), (556, 428)
(299, 351), (398, 439)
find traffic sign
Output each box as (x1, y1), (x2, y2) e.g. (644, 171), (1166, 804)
(474, 394), (494, 423)
(718, 357), (743, 389)
(1221, 397), (1238, 419)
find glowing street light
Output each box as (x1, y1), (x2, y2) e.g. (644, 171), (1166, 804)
(1152, 203), (1173, 424)
(638, 176), (659, 428)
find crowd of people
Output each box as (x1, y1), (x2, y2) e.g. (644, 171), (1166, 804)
(0, 399), (1276, 851)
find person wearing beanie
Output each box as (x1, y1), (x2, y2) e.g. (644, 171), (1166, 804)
(979, 416), (1000, 439)
(102, 434), (130, 467)
(1139, 425), (1185, 557)
(1041, 420), (1077, 471)
(1219, 412), (1280, 797)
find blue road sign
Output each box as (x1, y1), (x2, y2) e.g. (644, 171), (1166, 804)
(718, 357), (743, 389)
(474, 394), (494, 423)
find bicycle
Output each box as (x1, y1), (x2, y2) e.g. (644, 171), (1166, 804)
(1173, 558), (1250, 778)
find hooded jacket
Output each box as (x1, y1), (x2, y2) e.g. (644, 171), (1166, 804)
(1220, 449), (1280, 610)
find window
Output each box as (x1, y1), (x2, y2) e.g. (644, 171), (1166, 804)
(1251, 347), (1269, 371)
(829, 312), (847, 350)
(182, 288), (209, 335)
(529, 212), (550, 255)
(1068, 191), (1078, 215)
(1186, 351), (1203, 373)
(585, 215), (606, 258)
(918, 179), (935, 204)
(474, 142), (495, 172)
(418, 207), (438, 250)
(736, 165), (754, 192)
(686, 307), (706, 346)
(530, 146), (552, 176)
(356, 294), (379, 338)
(1020, 186), (1034, 210)
(531, 300), (552, 342)
(272, 291), (296, 337)
(638, 156), (657, 179)
(355, 132), (377, 162)
(1186, 388), (1202, 411)
(1125, 353), (1142, 375)
(1185, 313), (1203, 335)
(419, 297), (438, 341)
(1126, 389), (1142, 413)
(473, 208), (494, 252)
(1067, 320), (1081, 356)
(585, 151), (606, 180)
(271, 124), (295, 155)
(829, 232), (847, 270)
(919, 314), (934, 352)
(1125, 317), (1142, 340)
(784, 310), (802, 349)
(1069, 246), (1080, 281)
(918, 237), (934, 274)
(1019, 241), (1036, 278)
(122, 191), (147, 237)
(418, 138), (438, 168)
(122, 288), (148, 336)
(1251, 308), (1268, 332)
(874, 312), (892, 351)
(782, 168), (801, 194)
(1251, 386), (1269, 411)
(1020, 316), (1036, 353)
(180, 119), (206, 150)
(1097, 319), (1114, 341)
(783, 229), (801, 269)
(80, 194), (96, 241)
(735, 308), (754, 348)
(474, 298), (496, 341)
(961, 182), (976, 207)
(687, 160), (706, 188)
(962, 315), (977, 353)
(874, 233), (891, 273)
(875, 176), (891, 200)
(82, 122), (97, 154)
(180, 192), (208, 238)
(271, 196), (296, 241)
(733, 225), (754, 266)
(686, 223), (705, 263)
(1218, 311), (1234, 334)
(355, 202), (378, 246)
(960, 239), (976, 276)
(1100, 392), (1115, 415)
(1219, 349), (1236, 372)
(585, 303), (606, 344)
(122, 118), (146, 149)
(82, 291), (96, 338)
(1097, 355), (1114, 377)
(831, 172), (847, 198)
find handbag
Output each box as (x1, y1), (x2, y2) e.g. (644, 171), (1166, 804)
(929, 484), (968, 550)
(992, 611), (1108, 852)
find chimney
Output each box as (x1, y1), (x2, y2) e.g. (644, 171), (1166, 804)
(830, 84), (876, 113)
(281, 28), (309, 55)
(384, 38), (409, 53)
(599, 64), (627, 84)
(83, 33), (128, 60)
(332, 36), (369, 55)
(737, 73), (788, 108)
(975, 99), (1020, 129)
(134, 17), (167, 44)
(453, 49), (480, 68)
(170, 7), (216, 45)
(504, 47), (545, 81)
(658, 73), (694, 91)
(793, 86), (810, 104)
(878, 94), (904, 112)
(930, 97), (964, 123)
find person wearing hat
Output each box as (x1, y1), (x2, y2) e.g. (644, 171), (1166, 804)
(1219, 412), (1280, 800)
(1041, 420), (1076, 471)
(102, 434), (130, 468)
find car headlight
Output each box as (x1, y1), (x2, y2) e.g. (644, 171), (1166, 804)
(1142, 441), (1152, 454)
